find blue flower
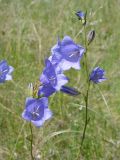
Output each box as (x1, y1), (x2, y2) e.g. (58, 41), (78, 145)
(22, 97), (52, 127)
(90, 67), (106, 83)
(49, 36), (85, 71)
(38, 59), (68, 97)
(0, 60), (14, 83)
(76, 11), (85, 20)
(75, 11), (86, 25)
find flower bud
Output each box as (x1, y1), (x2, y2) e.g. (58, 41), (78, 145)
(28, 83), (33, 96)
(87, 30), (95, 45)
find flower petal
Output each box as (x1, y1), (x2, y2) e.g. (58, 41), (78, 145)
(43, 108), (53, 120)
(58, 59), (72, 71)
(72, 61), (80, 70)
(38, 84), (56, 97)
(8, 66), (14, 74)
(5, 75), (12, 80)
(55, 74), (69, 90)
(32, 119), (45, 127)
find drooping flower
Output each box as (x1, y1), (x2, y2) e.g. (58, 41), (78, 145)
(49, 36), (85, 71)
(38, 59), (68, 97)
(22, 97), (52, 127)
(0, 60), (14, 83)
(75, 11), (86, 25)
(89, 67), (106, 84)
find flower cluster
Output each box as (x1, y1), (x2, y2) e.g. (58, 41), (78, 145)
(22, 11), (107, 127)
(22, 36), (85, 127)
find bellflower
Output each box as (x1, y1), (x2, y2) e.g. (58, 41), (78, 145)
(75, 11), (86, 25)
(0, 60), (14, 83)
(22, 97), (52, 127)
(90, 67), (106, 84)
(38, 59), (68, 97)
(49, 36), (85, 71)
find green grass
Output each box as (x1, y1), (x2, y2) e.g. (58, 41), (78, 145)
(0, 0), (120, 159)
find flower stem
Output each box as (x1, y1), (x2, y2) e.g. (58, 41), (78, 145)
(29, 122), (34, 160)
(76, 82), (90, 160)
(81, 81), (90, 146)
(81, 25), (90, 146)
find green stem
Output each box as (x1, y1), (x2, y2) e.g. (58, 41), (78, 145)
(81, 81), (90, 146)
(84, 26), (89, 81)
(76, 24), (90, 160)
(29, 122), (34, 160)
(81, 25), (90, 146)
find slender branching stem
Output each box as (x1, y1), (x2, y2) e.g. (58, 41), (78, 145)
(29, 122), (34, 160)
(81, 25), (90, 146)
(76, 24), (90, 160)
(81, 81), (90, 146)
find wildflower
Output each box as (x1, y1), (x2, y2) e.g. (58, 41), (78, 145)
(49, 36), (85, 71)
(0, 60), (14, 83)
(75, 11), (86, 25)
(38, 59), (68, 97)
(22, 97), (52, 127)
(90, 67), (106, 83)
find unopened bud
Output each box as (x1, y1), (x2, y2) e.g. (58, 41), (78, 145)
(87, 30), (95, 45)
(28, 83), (33, 96)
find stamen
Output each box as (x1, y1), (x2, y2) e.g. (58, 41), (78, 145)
(69, 51), (79, 57)
(3, 69), (8, 73)
(31, 106), (40, 119)
(49, 76), (56, 81)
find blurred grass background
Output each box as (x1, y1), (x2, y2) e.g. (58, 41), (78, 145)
(0, 0), (120, 159)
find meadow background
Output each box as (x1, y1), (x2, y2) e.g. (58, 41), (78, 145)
(0, 0), (120, 159)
